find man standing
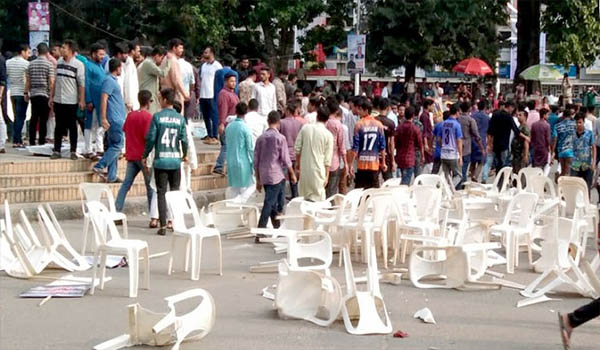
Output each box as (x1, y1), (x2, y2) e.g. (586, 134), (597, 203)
(78, 42), (107, 160)
(552, 106), (577, 178)
(93, 59), (126, 183)
(255, 111), (296, 231)
(295, 106), (334, 201)
(244, 98), (268, 146)
(213, 73), (239, 176)
(179, 51), (196, 121)
(273, 70), (287, 113)
(470, 100), (490, 181)
(236, 55), (251, 82)
(325, 99), (347, 197)
(139, 46), (171, 115)
(25, 43), (54, 146)
(123, 41), (140, 112)
(51, 40), (85, 159)
(225, 102), (254, 202)
(457, 102), (484, 188)
(213, 54), (239, 105)
(142, 88), (188, 236)
(395, 106), (424, 184)
(526, 100), (540, 129)
(347, 97), (387, 189)
(487, 101), (522, 172)
(571, 112), (596, 190)
(252, 67), (277, 117)
(285, 73), (297, 99)
(279, 99), (305, 199)
(562, 73), (572, 106)
(161, 39), (189, 110)
(420, 99), (435, 170)
(238, 70), (256, 105)
(374, 98), (396, 181)
(530, 108), (552, 171)
(435, 104), (463, 188)
(6, 44), (30, 148)
(199, 46), (222, 145)
(511, 109), (530, 174)
(115, 90), (154, 213)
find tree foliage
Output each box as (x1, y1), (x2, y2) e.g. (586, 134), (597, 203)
(366, 0), (507, 79)
(542, 0), (600, 67)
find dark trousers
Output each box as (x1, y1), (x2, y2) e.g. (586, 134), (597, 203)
(289, 161), (298, 199)
(568, 298), (599, 328)
(571, 168), (593, 191)
(53, 103), (78, 153)
(355, 170), (380, 189)
(258, 180), (285, 228)
(326, 168), (342, 198)
(155, 168), (181, 228)
(432, 158), (441, 174)
(30, 96), (49, 145)
(10, 96), (28, 144)
(199, 98), (217, 138)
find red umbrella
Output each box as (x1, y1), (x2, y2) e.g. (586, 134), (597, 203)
(452, 58), (493, 76)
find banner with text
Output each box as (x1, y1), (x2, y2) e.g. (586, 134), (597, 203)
(347, 34), (366, 75)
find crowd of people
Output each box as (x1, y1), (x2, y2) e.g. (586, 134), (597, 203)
(1, 38), (600, 235)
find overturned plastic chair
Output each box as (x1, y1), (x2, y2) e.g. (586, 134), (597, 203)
(275, 260), (343, 327)
(87, 201), (150, 298)
(165, 191), (222, 280)
(341, 246), (392, 335)
(287, 230), (333, 275)
(79, 183), (128, 254)
(94, 288), (215, 350)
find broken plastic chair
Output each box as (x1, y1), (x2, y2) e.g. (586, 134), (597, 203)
(341, 246), (393, 335)
(165, 191), (222, 280)
(287, 230), (332, 275)
(275, 260), (343, 327)
(558, 176), (598, 258)
(87, 201), (150, 298)
(408, 243), (502, 289)
(79, 183), (128, 254)
(93, 288), (215, 350)
(208, 199), (259, 232)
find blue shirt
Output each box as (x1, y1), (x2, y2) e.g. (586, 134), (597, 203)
(548, 113), (560, 131)
(213, 66), (239, 103)
(471, 111), (489, 161)
(573, 129), (594, 170)
(552, 118), (576, 159)
(435, 117), (463, 160)
(101, 74), (126, 128)
(77, 54), (108, 109)
(433, 122), (443, 159)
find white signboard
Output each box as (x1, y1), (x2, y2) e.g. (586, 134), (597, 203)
(347, 34), (366, 75)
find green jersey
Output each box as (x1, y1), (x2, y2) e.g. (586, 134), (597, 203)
(143, 108), (188, 170)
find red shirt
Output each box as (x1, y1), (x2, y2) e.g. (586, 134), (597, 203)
(395, 120), (423, 169)
(123, 109), (153, 161)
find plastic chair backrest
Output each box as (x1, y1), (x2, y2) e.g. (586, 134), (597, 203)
(86, 201), (123, 245)
(283, 197), (307, 230)
(529, 174), (556, 198)
(494, 167), (513, 193)
(287, 230), (332, 271)
(79, 183), (118, 216)
(409, 185), (442, 220)
(558, 176), (590, 217)
(19, 210), (41, 247)
(516, 167), (543, 191)
(382, 178), (403, 187)
(415, 174), (452, 200)
(165, 191), (203, 233)
(502, 192), (538, 229)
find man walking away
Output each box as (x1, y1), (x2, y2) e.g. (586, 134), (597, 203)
(531, 108), (552, 173)
(199, 46), (222, 145)
(26, 43), (54, 146)
(470, 100), (490, 182)
(511, 109), (530, 174)
(6, 44), (30, 148)
(435, 104), (463, 188)
(552, 105), (577, 178)
(213, 73), (239, 176)
(93, 59), (126, 183)
(51, 40), (85, 159)
(279, 99), (305, 199)
(487, 101), (525, 172)
(558, 298), (600, 349)
(395, 106), (423, 185)
(571, 112), (596, 190)
(143, 88), (188, 236)
(255, 111), (296, 233)
(225, 102), (255, 202)
(123, 41), (140, 112)
(160, 39), (189, 110)
(115, 90), (154, 213)
(325, 98), (347, 197)
(457, 102), (484, 189)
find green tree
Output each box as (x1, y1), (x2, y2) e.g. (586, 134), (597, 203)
(366, 0), (507, 79)
(299, 0), (354, 59)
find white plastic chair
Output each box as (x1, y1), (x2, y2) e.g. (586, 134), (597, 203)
(94, 288), (215, 350)
(414, 174), (454, 201)
(465, 166), (512, 196)
(275, 261), (342, 327)
(558, 176), (598, 258)
(87, 201), (149, 298)
(341, 246), (392, 335)
(287, 230), (332, 275)
(514, 167), (543, 192)
(79, 183), (128, 254)
(381, 178), (403, 187)
(166, 191), (222, 280)
(208, 199), (259, 232)
(489, 192), (539, 273)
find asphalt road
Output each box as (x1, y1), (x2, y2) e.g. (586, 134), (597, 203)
(1, 216), (599, 350)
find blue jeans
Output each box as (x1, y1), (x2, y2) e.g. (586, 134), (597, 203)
(493, 149), (510, 172)
(95, 126), (123, 182)
(200, 98), (218, 138)
(11, 96), (28, 144)
(459, 154), (471, 189)
(214, 131), (226, 171)
(399, 167), (414, 185)
(115, 160), (154, 212)
(258, 180), (285, 228)
(481, 153), (495, 183)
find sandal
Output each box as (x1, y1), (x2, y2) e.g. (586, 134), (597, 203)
(149, 219), (159, 228)
(167, 220), (174, 231)
(558, 312), (571, 350)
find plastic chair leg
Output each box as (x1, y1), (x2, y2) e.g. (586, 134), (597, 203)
(143, 247), (150, 290)
(216, 235), (223, 276)
(184, 238), (191, 273)
(99, 250), (108, 290)
(167, 236), (176, 275)
(128, 249), (139, 298)
(81, 217), (90, 255)
(381, 230), (388, 270)
(90, 251), (100, 295)
(121, 218), (128, 239)
(506, 231), (515, 274)
(190, 236), (200, 281)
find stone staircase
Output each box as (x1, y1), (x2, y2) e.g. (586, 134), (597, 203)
(0, 150), (227, 204)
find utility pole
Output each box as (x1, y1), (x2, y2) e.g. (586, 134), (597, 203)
(354, 0), (361, 96)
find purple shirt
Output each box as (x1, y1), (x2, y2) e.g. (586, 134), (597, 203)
(530, 119), (551, 167)
(254, 128), (292, 185)
(279, 116), (305, 161)
(325, 118), (347, 172)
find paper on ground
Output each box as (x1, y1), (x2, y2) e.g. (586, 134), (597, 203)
(414, 307), (436, 324)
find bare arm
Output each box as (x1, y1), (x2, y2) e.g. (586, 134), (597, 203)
(100, 92), (110, 130)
